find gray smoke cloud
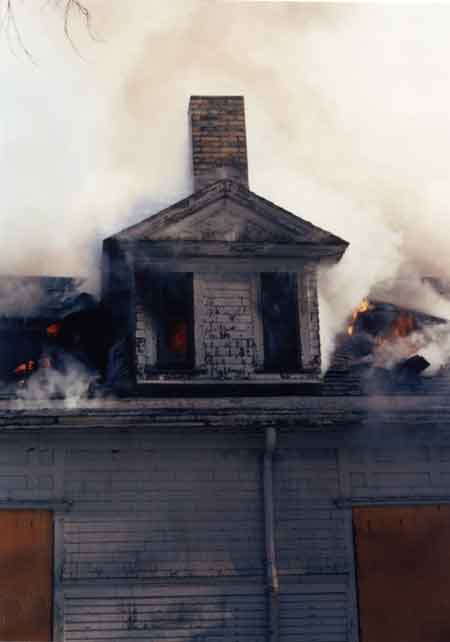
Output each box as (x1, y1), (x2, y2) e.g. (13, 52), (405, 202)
(14, 354), (97, 409)
(2, 2), (450, 369)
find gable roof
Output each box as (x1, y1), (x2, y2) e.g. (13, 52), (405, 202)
(108, 180), (348, 258)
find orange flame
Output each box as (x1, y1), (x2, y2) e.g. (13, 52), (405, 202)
(14, 360), (36, 375)
(373, 312), (421, 367)
(347, 298), (372, 336)
(391, 313), (416, 338)
(46, 323), (61, 337)
(168, 320), (188, 354)
(376, 312), (417, 347)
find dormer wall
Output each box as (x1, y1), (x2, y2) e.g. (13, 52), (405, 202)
(196, 271), (259, 380)
(129, 252), (322, 384)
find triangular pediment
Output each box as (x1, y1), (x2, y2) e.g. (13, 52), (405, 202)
(145, 199), (299, 243)
(110, 180), (348, 253)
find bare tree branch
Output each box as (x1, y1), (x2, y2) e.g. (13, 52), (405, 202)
(0, 0), (32, 57)
(58, 0), (94, 48)
(0, 0), (93, 56)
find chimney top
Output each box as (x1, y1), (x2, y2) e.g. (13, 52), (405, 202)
(189, 95), (249, 192)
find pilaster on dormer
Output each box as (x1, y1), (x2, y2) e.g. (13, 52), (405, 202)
(189, 96), (249, 191)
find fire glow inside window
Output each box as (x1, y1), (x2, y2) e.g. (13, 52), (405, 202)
(155, 272), (195, 370)
(261, 272), (300, 372)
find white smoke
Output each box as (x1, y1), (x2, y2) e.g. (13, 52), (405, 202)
(0, 278), (45, 317)
(363, 323), (450, 377)
(420, 324), (450, 376)
(14, 354), (97, 409)
(2, 2), (450, 368)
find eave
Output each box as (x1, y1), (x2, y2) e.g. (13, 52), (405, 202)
(0, 395), (449, 431)
(106, 180), (349, 261)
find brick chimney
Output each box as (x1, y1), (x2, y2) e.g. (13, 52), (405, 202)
(189, 96), (249, 192)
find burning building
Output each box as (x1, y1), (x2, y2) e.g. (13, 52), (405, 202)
(0, 96), (450, 642)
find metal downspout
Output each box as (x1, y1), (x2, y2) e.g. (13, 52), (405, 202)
(264, 426), (280, 642)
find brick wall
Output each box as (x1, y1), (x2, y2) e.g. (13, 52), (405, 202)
(189, 96), (249, 191)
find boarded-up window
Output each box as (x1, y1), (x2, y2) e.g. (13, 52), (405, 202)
(261, 272), (300, 371)
(353, 505), (450, 642)
(0, 510), (53, 641)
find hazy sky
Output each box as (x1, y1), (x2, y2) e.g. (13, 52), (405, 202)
(2, 1), (450, 359)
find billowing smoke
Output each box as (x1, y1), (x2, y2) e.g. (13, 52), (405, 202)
(2, 2), (450, 369)
(14, 354), (96, 409)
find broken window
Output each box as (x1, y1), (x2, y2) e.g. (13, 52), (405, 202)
(261, 272), (300, 371)
(153, 272), (195, 370)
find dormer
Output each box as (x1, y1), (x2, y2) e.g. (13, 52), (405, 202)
(102, 96), (348, 390)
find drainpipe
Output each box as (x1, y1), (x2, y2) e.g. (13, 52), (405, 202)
(264, 426), (280, 642)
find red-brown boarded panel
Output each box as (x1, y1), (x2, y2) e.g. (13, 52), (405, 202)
(0, 511), (53, 641)
(353, 505), (450, 642)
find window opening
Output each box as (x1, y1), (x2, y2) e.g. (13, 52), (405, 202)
(261, 272), (300, 371)
(156, 272), (194, 370)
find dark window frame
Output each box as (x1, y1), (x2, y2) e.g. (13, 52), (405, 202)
(260, 272), (301, 372)
(156, 272), (195, 371)
(139, 271), (196, 373)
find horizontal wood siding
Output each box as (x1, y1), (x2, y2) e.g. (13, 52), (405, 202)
(275, 447), (347, 574)
(196, 274), (257, 379)
(280, 584), (348, 642)
(0, 428), (264, 641)
(343, 444), (444, 498)
(63, 433), (263, 580)
(2, 417), (450, 641)
(65, 587), (265, 641)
